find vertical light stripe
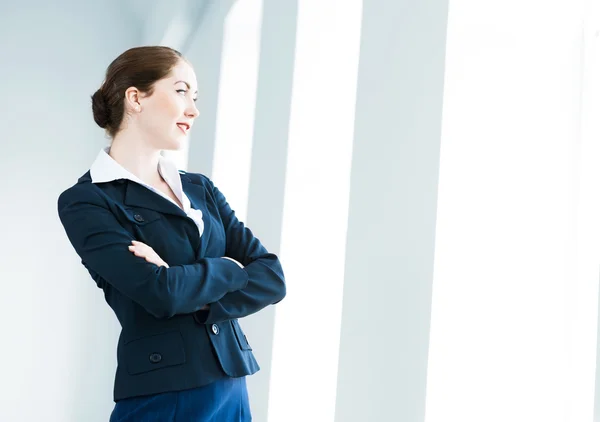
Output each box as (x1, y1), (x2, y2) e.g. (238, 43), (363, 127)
(211, 0), (263, 220)
(268, 1), (363, 421)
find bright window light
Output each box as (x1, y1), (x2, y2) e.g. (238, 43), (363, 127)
(425, 1), (596, 421)
(210, 0), (263, 220)
(268, 2), (363, 422)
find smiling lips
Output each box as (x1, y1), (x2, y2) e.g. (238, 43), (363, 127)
(176, 122), (191, 135)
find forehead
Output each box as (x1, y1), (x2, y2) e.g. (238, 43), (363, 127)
(163, 60), (198, 89)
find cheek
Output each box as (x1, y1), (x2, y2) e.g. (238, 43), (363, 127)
(145, 97), (181, 129)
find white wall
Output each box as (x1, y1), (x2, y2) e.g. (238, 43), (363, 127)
(3, 1), (597, 422)
(0, 2), (138, 421)
(334, 0), (449, 420)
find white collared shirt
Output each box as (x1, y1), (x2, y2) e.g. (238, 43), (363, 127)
(89, 146), (204, 237)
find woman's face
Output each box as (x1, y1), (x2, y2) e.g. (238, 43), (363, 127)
(135, 60), (200, 151)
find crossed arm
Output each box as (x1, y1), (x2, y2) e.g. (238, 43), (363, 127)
(129, 178), (287, 323)
(128, 240), (244, 312)
(58, 178), (286, 322)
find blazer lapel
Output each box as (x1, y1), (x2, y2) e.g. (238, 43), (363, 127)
(180, 173), (213, 255)
(123, 180), (187, 218)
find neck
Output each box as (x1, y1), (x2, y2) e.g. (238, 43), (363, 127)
(109, 128), (163, 186)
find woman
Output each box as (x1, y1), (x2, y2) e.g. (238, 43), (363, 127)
(57, 46), (286, 421)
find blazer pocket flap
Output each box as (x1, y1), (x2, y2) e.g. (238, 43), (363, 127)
(231, 320), (252, 351)
(123, 207), (163, 226)
(124, 331), (186, 375)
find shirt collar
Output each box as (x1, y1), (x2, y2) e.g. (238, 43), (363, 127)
(89, 146), (190, 211)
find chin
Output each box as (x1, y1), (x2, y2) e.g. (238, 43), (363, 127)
(161, 137), (187, 151)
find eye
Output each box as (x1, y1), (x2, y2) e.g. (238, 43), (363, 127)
(176, 89), (187, 95)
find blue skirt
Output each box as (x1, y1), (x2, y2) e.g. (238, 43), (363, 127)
(109, 377), (251, 422)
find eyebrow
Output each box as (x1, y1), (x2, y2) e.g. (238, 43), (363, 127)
(174, 81), (198, 95)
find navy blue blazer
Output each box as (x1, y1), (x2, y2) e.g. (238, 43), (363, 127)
(57, 170), (286, 401)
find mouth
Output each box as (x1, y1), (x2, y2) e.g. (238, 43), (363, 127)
(176, 123), (191, 135)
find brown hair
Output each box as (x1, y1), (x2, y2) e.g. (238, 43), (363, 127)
(91, 46), (184, 138)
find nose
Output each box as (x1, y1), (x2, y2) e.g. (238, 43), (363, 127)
(186, 102), (200, 119)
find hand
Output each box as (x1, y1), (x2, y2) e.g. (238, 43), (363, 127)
(222, 256), (244, 268)
(128, 240), (169, 268)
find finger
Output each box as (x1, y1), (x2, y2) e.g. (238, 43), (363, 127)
(137, 244), (154, 255)
(131, 240), (151, 251)
(131, 242), (152, 253)
(129, 246), (146, 257)
(129, 247), (159, 265)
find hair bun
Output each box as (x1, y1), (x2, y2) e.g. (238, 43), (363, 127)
(92, 46), (183, 138)
(91, 88), (110, 129)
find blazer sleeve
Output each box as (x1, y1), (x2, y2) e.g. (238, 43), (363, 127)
(57, 185), (249, 319)
(198, 176), (286, 324)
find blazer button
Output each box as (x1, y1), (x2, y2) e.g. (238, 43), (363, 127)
(134, 214), (145, 223)
(211, 324), (220, 335)
(149, 352), (162, 364)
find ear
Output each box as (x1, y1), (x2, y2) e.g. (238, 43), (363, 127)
(124, 87), (141, 112)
